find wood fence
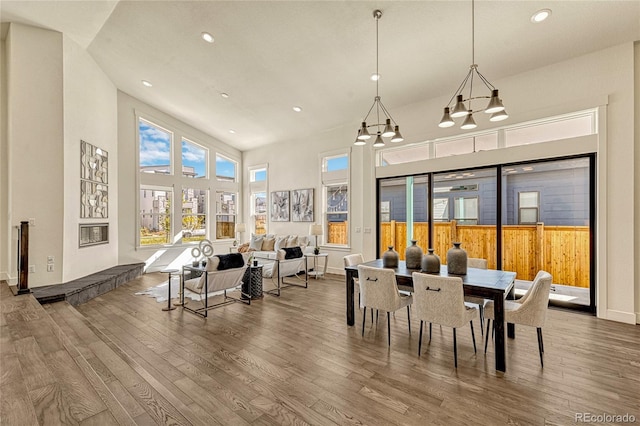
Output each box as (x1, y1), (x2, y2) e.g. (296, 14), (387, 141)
(378, 221), (590, 288)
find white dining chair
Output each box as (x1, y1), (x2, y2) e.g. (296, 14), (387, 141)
(484, 270), (552, 366)
(357, 265), (413, 347)
(411, 272), (477, 368)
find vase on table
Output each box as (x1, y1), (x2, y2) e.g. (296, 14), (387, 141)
(447, 242), (468, 275)
(382, 246), (399, 268)
(405, 240), (423, 269)
(421, 248), (441, 273)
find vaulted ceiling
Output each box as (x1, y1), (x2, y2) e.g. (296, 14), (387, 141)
(2, 1), (639, 151)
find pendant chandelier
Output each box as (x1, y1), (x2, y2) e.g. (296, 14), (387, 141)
(354, 10), (403, 147)
(438, 0), (508, 129)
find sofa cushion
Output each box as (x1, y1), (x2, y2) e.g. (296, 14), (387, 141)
(282, 246), (303, 259)
(261, 236), (276, 251)
(216, 253), (245, 270)
(205, 256), (220, 271)
(249, 235), (264, 251)
(286, 235), (298, 247)
(274, 236), (288, 251)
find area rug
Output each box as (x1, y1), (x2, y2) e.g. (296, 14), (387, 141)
(135, 281), (240, 303)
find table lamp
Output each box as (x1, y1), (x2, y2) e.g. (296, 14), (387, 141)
(234, 223), (246, 246)
(309, 223), (323, 254)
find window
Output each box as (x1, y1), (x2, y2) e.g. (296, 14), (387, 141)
(215, 191), (236, 239)
(216, 154), (237, 182)
(182, 138), (207, 178)
(139, 187), (172, 245)
(454, 197), (479, 224)
(518, 191), (539, 224)
(433, 198), (449, 221)
(249, 165), (268, 235)
(182, 188), (207, 241)
(322, 152), (349, 246)
(139, 118), (172, 174)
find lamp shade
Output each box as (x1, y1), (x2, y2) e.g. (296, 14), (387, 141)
(460, 111), (477, 130)
(309, 224), (323, 236)
(235, 223), (246, 233)
(451, 94), (469, 118)
(485, 89), (505, 114)
(372, 132), (385, 147)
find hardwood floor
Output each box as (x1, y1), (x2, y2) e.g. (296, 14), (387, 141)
(1, 273), (639, 425)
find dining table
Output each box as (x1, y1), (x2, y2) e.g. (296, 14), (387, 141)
(345, 259), (516, 373)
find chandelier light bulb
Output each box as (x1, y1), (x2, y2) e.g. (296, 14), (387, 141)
(370, 73), (380, 81)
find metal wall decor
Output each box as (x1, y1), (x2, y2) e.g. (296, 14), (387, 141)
(270, 191), (290, 222)
(291, 188), (314, 222)
(80, 140), (109, 219)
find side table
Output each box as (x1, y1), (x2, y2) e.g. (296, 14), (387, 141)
(306, 253), (328, 279)
(242, 264), (263, 299)
(160, 269), (179, 311)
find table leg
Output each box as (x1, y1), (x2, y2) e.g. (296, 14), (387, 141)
(162, 273), (176, 311)
(346, 270), (355, 326)
(493, 292), (506, 372)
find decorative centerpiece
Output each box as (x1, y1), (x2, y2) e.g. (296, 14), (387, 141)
(405, 240), (423, 269)
(382, 246), (399, 268)
(421, 248), (441, 273)
(447, 242), (468, 275)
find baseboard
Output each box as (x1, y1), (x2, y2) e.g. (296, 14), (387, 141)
(603, 309), (637, 325)
(636, 312), (640, 324)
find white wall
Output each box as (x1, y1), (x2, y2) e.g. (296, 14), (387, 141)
(244, 43), (638, 324)
(117, 91), (242, 272)
(62, 35), (118, 282)
(5, 24), (64, 287)
(635, 41), (640, 324)
(1, 31), (8, 281)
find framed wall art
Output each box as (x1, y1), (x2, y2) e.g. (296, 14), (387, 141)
(270, 191), (290, 222)
(291, 188), (314, 222)
(81, 140), (108, 183)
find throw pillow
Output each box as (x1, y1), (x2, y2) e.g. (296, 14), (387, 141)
(298, 236), (309, 250)
(282, 246), (303, 259)
(274, 236), (288, 251)
(249, 235), (264, 251)
(261, 236), (276, 251)
(205, 256), (220, 271)
(216, 253), (245, 270)
(276, 249), (286, 260)
(237, 243), (251, 253)
(286, 235), (298, 247)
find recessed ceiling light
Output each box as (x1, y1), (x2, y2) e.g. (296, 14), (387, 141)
(531, 9), (551, 23)
(141, 80), (153, 87)
(292, 106), (302, 112)
(229, 129), (236, 134)
(201, 32), (214, 43)
(370, 73), (380, 81)
(221, 93), (229, 98)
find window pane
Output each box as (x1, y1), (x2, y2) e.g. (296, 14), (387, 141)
(326, 184), (348, 245)
(253, 192), (267, 235)
(181, 139), (207, 178)
(182, 188), (207, 242)
(139, 119), (172, 174)
(381, 144), (431, 166)
(454, 197), (478, 222)
(216, 154), (236, 181)
(506, 114), (594, 147)
(433, 198), (449, 221)
(139, 189), (171, 245)
(216, 191), (236, 239)
(435, 137), (474, 157)
(251, 168), (266, 182)
(519, 208), (538, 224)
(379, 178), (407, 257)
(519, 191), (539, 208)
(325, 155), (348, 172)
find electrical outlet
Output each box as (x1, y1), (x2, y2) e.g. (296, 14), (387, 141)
(47, 256), (54, 263)
(364, 227), (372, 233)
(29, 218), (35, 226)
(29, 265), (35, 273)
(47, 264), (54, 272)
(355, 227), (361, 233)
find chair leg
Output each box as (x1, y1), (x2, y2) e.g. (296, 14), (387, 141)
(362, 307), (367, 337)
(371, 308), (373, 323)
(453, 328), (458, 368)
(418, 320), (423, 356)
(537, 327), (544, 367)
(479, 306), (484, 336)
(429, 322), (432, 341)
(484, 319), (491, 354)
(387, 312), (391, 347)
(470, 321), (477, 353)
(407, 306), (411, 335)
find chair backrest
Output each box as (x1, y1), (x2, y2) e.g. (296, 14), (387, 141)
(508, 270), (552, 327)
(357, 265), (403, 312)
(467, 258), (488, 269)
(343, 253), (364, 267)
(518, 270), (548, 304)
(411, 272), (469, 329)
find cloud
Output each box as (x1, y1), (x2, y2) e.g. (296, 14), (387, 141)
(181, 141), (206, 163)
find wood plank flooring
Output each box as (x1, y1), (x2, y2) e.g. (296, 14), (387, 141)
(1, 273), (639, 425)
